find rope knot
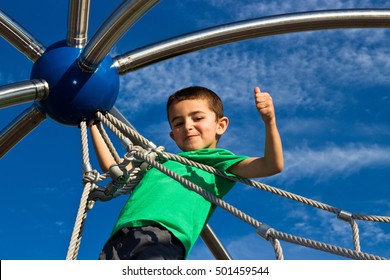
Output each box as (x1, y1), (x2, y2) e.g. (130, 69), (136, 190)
(82, 170), (103, 185)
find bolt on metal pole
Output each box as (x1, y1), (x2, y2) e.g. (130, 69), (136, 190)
(78, 0), (159, 73)
(67, 0), (90, 48)
(0, 9), (45, 61)
(0, 105), (46, 158)
(0, 79), (49, 110)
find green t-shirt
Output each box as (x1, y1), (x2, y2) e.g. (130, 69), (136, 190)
(111, 148), (248, 257)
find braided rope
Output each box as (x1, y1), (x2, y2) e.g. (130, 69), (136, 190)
(81, 112), (390, 260)
(270, 238), (284, 260)
(96, 121), (121, 164)
(163, 151), (390, 223)
(66, 121), (95, 260)
(80, 121), (91, 171)
(164, 152), (340, 212)
(99, 111), (151, 149)
(350, 219), (361, 252)
(132, 150), (263, 229)
(65, 182), (94, 260)
(97, 112), (130, 145)
(132, 149), (386, 260)
(269, 229), (385, 260)
(352, 213), (390, 223)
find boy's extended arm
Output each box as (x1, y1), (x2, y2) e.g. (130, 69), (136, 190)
(90, 123), (120, 173)
(228, 86), (284, 178)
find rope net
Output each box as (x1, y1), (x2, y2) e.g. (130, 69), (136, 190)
(66, 111), (390, 260)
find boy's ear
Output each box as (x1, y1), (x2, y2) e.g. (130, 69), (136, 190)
(216, 116), (229, 136)
(169, 131), (175, 140)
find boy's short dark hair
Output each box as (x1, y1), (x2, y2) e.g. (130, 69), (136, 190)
(166, 86), (225, 121)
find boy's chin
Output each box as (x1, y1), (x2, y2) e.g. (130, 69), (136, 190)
(180, 145), (215, 152)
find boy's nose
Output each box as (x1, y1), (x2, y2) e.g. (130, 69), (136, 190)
(184, 120), (194, 130)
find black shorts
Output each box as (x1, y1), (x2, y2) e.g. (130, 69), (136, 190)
(99, 224), (185, 260)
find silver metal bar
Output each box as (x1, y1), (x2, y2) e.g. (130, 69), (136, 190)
(114, 9), (390, 74)
(78, 0), (159, 73)
(200, 224), (232, 260)
(67, 0), (90, 48)
(0, 105), (46, 158)
(108, 106), (145, 148)
(0, 79), (49, 109)
(0, 9), (45, 62)
(109, 106), (138, 132)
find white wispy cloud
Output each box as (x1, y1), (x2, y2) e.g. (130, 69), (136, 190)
(200, 0), (388, 21)
(279, 143), (390, 183)
(225, 233), (277, 259)
(117, 28), (390, 118)
(360, 222), (390, 245)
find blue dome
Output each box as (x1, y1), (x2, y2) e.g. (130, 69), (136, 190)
(30, 41), (119, 126)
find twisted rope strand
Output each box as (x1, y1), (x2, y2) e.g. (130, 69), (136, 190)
(134, 149), (386, 260)
(101, 112), (151, 148)
(66, 121), (95, 260)
(96, 121), (121, 164)
(80, 112), (389, 260)
(269, 230), (385, 260)
(350, 219), (361, 252)
(163, 151), (390, 223)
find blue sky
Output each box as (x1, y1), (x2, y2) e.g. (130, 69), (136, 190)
(1, 0), (390, 260)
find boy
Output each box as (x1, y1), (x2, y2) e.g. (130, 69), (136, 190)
(91, 85), (283, 260)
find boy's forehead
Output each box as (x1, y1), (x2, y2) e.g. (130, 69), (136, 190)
(168, 98), (214, 120)
(169, 98), (211, 113)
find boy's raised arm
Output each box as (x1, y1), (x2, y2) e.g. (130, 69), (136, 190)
(228, 86), (284, 178)
(90, 123), (118, 173)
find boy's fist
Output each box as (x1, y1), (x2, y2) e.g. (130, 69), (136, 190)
(254, 86), (275, 123)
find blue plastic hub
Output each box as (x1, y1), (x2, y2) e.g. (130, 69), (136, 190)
(30, 41), (119, 126)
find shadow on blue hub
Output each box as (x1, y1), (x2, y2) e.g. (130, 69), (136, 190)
(30, 40), (120, 126)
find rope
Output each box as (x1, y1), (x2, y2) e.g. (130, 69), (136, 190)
(130, 149), (285, 259)
(102, 111), (390, 259)
(162, 151), (390, 225)
(97, 111), (152, 149)
(66, 121), (95, 260)
(69, 111), (389, 260)
(350, 219), (361, 252)
(65, 182), (94, 260)
(131, 148), (386, 260)
(269, 230), (385, 260)
(96, 121), (121, 164)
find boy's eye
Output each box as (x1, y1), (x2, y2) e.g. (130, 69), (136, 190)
(194, 116), (204, 121)
(174, 121), (183, 127)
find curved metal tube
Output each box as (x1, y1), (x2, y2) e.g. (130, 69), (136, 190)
(114, 9), (390, 74)
(0, 79), (49, 110)
(78, 0), (159, 73)
(0, 105), (46, 158)
(67, 0), (90, 48)
(201, 224), (232, 260)
(0, 9), (45, 62)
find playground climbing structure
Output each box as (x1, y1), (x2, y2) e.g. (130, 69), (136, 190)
(1, 0), (390, 259)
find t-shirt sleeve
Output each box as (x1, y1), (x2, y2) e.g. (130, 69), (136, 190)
(180, 148), (248, 177)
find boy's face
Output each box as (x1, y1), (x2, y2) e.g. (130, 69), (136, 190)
(168, 98), (228, 152)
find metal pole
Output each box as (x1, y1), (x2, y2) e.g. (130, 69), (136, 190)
(109, 106), (138, 132)
(78, 0), (159, 73)
(0, 105), (46, 158)
(0, 9), (45, 62)
(113, 9), (390, 74)
(0, 79), (49, 110)
(108, 106), (149, 148)
(67, 0), (90, 48)
(201, 224), (232, 260)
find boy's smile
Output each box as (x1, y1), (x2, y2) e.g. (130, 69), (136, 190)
(168, 99), (228, 151)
